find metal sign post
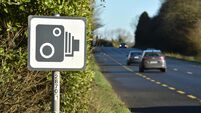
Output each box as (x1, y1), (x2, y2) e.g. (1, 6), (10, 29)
(52, 71), (60, 113)
(52, 14), (60, 113)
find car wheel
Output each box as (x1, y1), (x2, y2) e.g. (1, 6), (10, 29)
(127, 62), (130, 66)
(139, 67), (144, 72)
(160, 68), (166, 72)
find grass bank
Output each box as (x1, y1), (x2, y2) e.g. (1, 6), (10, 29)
(88, 57), (131, 113)
(165, 53), (201, 63)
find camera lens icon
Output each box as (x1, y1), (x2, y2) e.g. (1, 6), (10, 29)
(40, 43), (55, 59)
(53, 27), (61, 37)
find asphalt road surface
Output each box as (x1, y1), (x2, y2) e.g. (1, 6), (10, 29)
(94, 47), (201, 113)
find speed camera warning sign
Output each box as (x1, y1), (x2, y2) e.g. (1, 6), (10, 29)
(28, 15), (86, 70)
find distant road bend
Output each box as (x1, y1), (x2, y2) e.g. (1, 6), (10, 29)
(95, 47), (201, 113)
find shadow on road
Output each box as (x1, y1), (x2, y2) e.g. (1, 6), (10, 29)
(97, 64), (123, 66)
(102, 70), (133, 74)
(139, 70), (166, 74)
(129, 106), (201, 113)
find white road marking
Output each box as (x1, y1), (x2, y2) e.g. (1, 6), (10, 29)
(173, 68), (178, 71)
(187, 72), (193, 75)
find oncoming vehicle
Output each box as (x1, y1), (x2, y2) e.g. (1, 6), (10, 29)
(139, 50), (167, 72)
(127, 50), (143, 65)
(119, 43), (128, 48)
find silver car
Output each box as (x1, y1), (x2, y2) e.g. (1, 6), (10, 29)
(139, 50), (167, 72)
(127, 50), (143, 65)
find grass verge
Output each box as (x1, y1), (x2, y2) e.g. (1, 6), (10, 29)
(165, 52), (201, 63)
(88, 57), (131, 113)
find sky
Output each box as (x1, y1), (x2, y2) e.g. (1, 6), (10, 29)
(95, 0), (163, 42)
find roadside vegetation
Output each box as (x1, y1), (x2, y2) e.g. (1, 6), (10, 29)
(165, 53), (201, 63)
(88, 57), (131, 113)
(95, 38), (113, 47)
(0, 0), (93, 112)
(134, 0), (201, 57)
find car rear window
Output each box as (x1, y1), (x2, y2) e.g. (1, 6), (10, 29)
(131, 52), (142, 56)
(144, 52), (162, 57)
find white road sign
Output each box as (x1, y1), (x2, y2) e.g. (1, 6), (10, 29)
(28, 15), (86, 70)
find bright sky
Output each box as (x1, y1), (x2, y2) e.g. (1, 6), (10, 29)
(95, 0), (162, 42)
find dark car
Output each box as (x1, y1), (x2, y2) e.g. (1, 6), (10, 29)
(139, 50), (167, 72)
(119, 43), (128, 48)
(127, 50), (143, 65)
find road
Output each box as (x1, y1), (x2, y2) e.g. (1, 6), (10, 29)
(94, 47), (201, 113)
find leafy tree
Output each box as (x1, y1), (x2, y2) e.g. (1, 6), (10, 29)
(134, 0), (201, 55)
(134, 11), (151, 48)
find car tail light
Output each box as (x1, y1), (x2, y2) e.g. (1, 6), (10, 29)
(160, 56), (164, 60)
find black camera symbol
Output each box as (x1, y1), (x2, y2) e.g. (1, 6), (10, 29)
(36, 25), (79, 62)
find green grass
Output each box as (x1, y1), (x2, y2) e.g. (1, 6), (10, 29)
(165, 52), (201, 63)
(88, 57), (131, 113)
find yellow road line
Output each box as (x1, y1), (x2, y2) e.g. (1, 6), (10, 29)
(146, 77), (151, 80)
(177, 90), (185, 95)
(187, 95), (197, 99)
(168, 87), (176, 90)
(156, 81), (161, 84)
(141, 75), (146, 78)
(162, 84), (168, 87)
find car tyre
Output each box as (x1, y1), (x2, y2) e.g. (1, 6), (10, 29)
(139, 67), (144, 72)
(160, 68), (166, 72)
(127, 62), (130, 66)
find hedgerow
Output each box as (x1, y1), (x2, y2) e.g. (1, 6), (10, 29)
(0, 0), (95, 112)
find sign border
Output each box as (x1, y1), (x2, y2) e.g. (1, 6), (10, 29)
(28, 15), (86, 71)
